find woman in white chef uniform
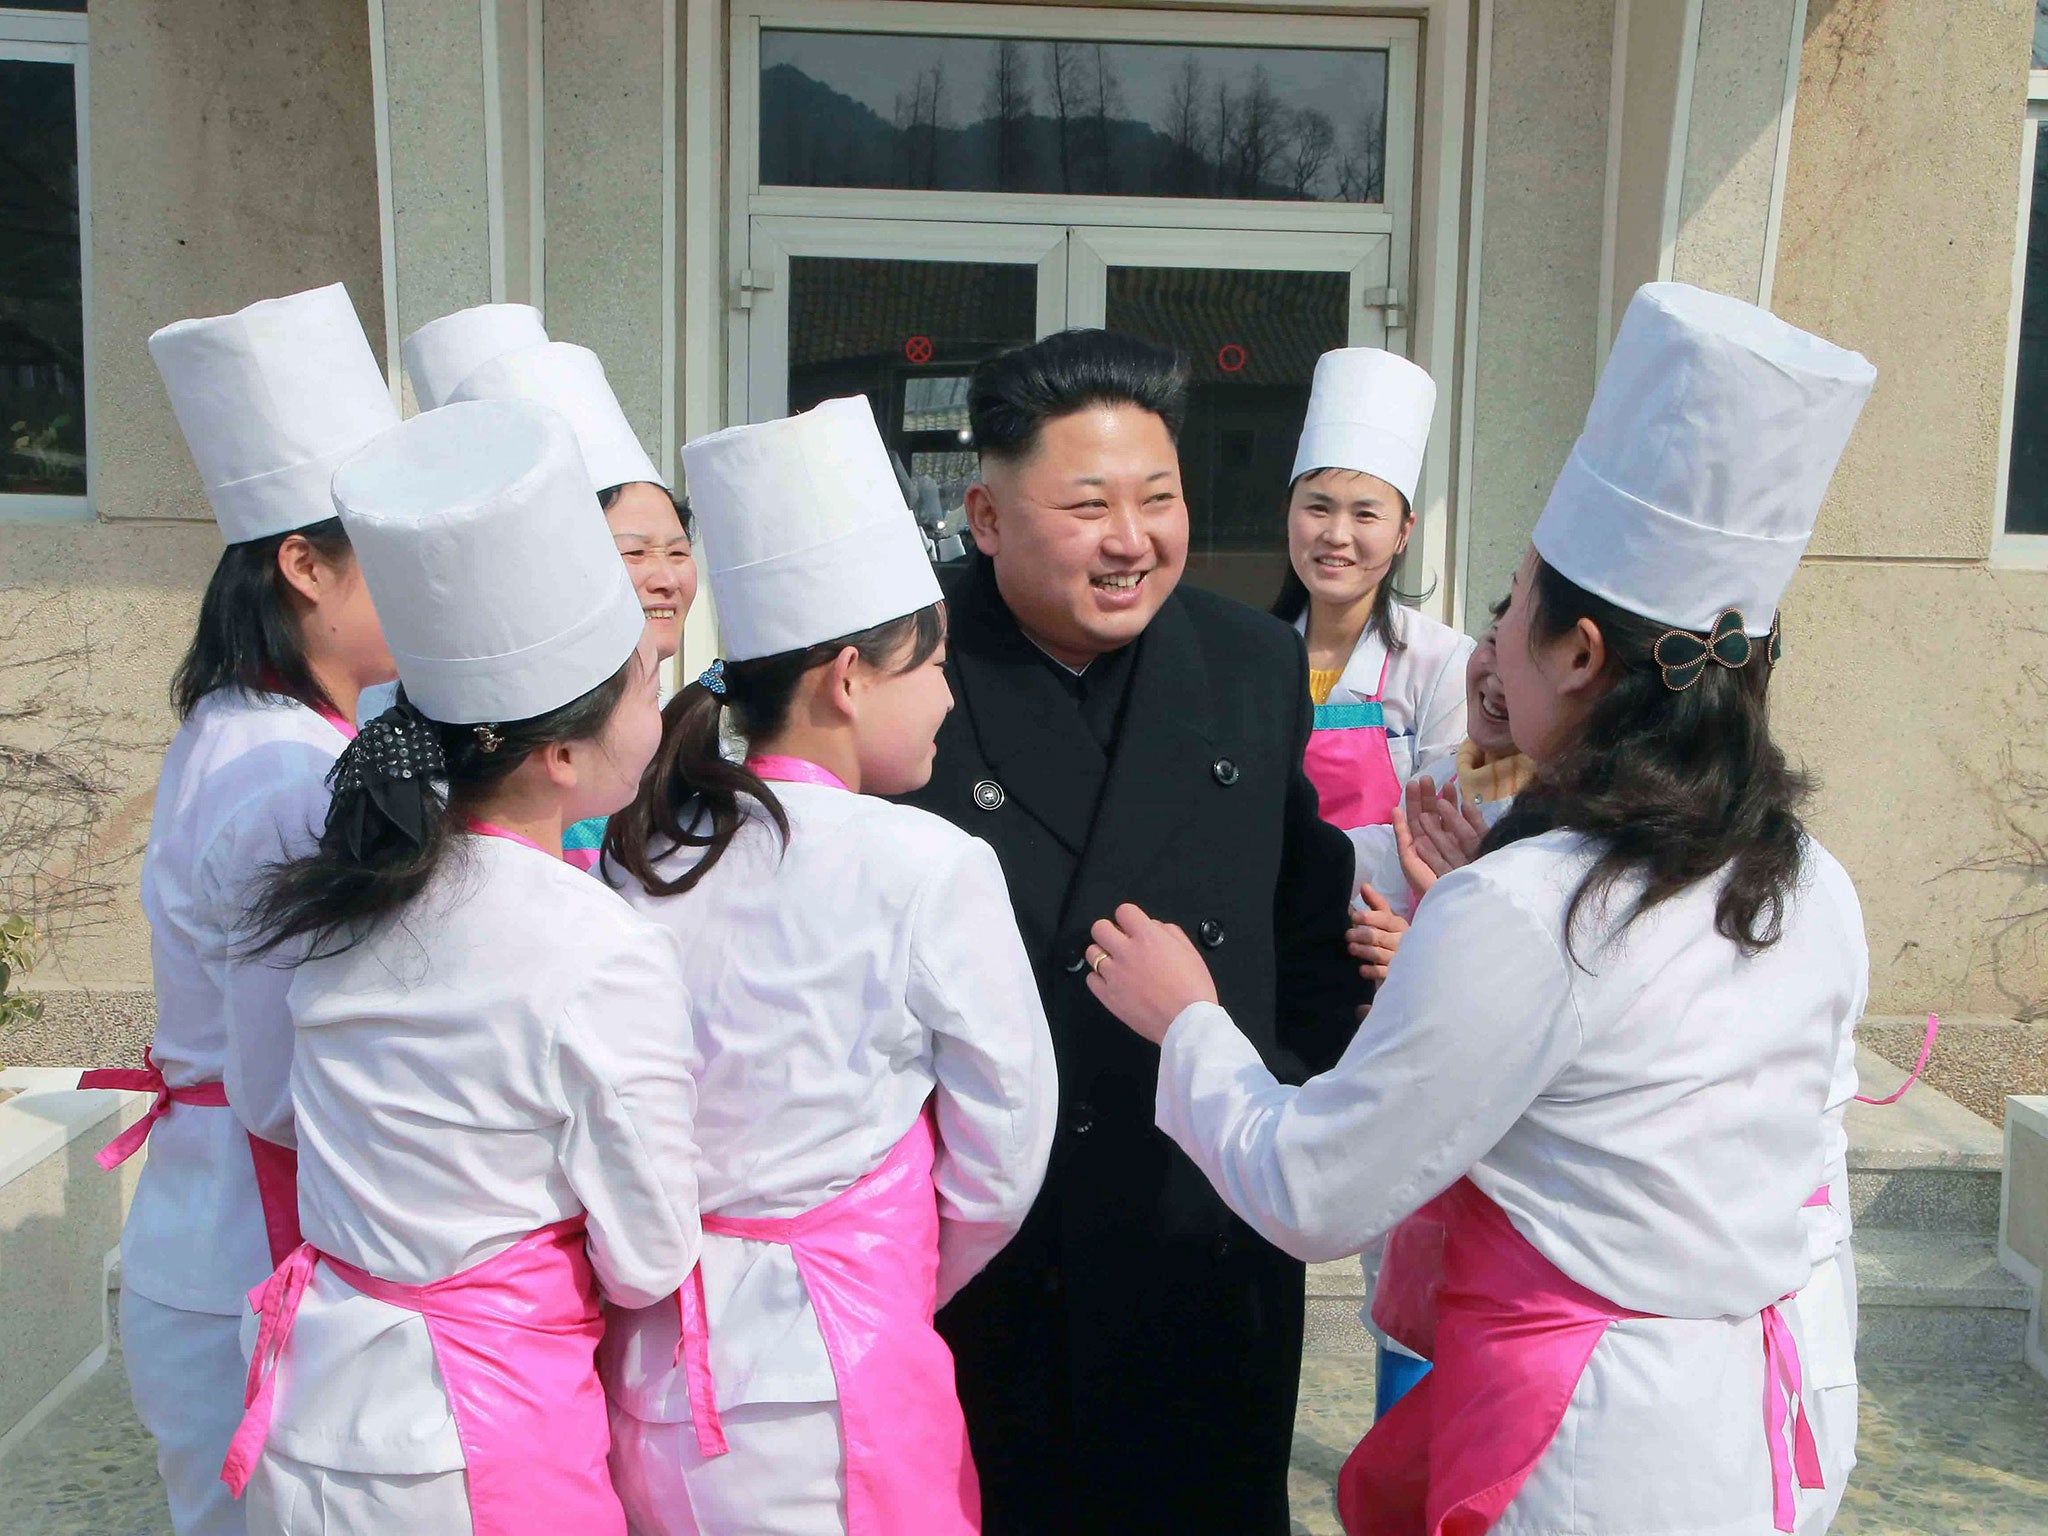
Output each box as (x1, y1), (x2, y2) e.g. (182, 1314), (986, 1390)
(80, 285), (397, 1536)
(401, 303), (698, 870)
(1081, 284), (1871, 1536)
(225, 398), (702, 1535)
(599, 397), (1057, 1536)
(1276, 349), (1472, 836)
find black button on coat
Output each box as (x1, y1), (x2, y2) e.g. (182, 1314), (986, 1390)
(900, 557), (1364, 1535)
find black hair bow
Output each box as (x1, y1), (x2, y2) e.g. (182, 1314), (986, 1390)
(325, 700), (447, 858)
(1650, 608), (1783, 691)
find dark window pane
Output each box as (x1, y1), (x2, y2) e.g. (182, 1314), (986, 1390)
(762, 31), (1387, 204)
(4, 3), (87, 11)
(2010, 123), (2048, 535)
(1106, 267), (1348, 606)
(788, 256), (1037, 516)
(2036, 1), (2047, 69)
(0, 58), (85, 497)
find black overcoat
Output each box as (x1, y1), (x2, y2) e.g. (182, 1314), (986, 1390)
(903, 557), (1364, 1534)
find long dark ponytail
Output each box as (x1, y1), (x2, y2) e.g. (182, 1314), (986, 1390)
(1485, 558), (1810, 957)
(1268, 473), (1424, 655)
(173, 519), (354, 719)
(604, 603), (946, 897)
(246, 658), (636, 959)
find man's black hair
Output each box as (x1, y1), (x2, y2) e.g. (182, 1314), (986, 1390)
(968, 329), (1189, 463)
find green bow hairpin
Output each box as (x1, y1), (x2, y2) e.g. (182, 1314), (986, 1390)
(1652, 608), (1755, 691)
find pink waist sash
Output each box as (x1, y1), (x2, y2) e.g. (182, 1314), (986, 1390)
(80, 1050), (300, 1268)
(223, 1218), (621, 1536)
(1349, 1178), (1821, 1536)
(676, 1111), (980, 1536)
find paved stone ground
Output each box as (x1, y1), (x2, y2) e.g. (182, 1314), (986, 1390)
(8, 1330), (2045, 1534)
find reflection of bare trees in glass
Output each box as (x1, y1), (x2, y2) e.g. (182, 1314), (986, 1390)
(1231, 68), (1282, 198)
(1286, 109), (1337, 199)
(1163, 56), (1207, 196)
(1044, 42), (1081, 193)
(1335, 111), (1387, 205)
(984, 41), (1033, 191)
(892, 65), (948, 190)
(1086, 46), (1122, 195)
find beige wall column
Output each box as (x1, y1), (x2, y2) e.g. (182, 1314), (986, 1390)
(373, 0), (543, 394)
(541, 0), (670, 474)
(1459, 0), (1616, 620)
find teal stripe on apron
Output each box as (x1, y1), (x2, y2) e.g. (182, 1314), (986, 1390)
(563, 815), (608, 852)
(1312, 700), (1387, 731)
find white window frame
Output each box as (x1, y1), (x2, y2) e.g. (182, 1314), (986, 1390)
(1993, 72), (2048, 568)
(0, 6), (92, 522)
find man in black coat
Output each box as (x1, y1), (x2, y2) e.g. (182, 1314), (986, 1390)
(901, 330), (1365, 1533)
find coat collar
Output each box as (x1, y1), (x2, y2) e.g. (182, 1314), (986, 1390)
(947, 558), (1113, 853)
(947, 559), (1219, 885)
(1056, 589), (1219, 939)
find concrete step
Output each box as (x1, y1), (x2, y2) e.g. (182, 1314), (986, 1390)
(1847, 1045), (2006, 1237)
(1854, 1227), (2034, 1365)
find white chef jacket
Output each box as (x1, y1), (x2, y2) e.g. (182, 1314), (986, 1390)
(1347, 748), (1517, 919)
(1297, 604), (1473, 786)
(1156, 828), (1867, 1533)
(253, 834), (702, 1473)
(130, 687), (346, 1315)
(602, 783), (1057, 1422)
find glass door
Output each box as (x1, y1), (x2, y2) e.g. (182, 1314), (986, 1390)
(1066, 228), (1393, 609)
(743, 217), (1066, 522)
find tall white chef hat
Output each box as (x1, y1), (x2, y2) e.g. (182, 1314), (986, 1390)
(447, 341), (666, 492)
(1533, 283), (1875, 638)
(400, 302), (548, 411)
(331, 398), (646, 724)
(148, 284), (397, 545)
(682, 396), (942, 663)
(1290, 348), (1437, 505)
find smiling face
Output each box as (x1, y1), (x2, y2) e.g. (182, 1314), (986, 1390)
(966, 403), (1188, 669)
(1286, 467), (1413, 614)
(1465, 620), (1515, 757)
(605, 481), (696, 663)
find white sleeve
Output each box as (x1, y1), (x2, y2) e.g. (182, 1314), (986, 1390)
(1152, 864), (1581, 1263)
(1413, 633), (1476, 770)
(555, 921), (703, 1310)
(205, 774), (332, 1149)
(906, 838), (1058, 1307)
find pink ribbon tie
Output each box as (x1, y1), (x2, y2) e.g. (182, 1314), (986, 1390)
(673, 1263), (730, 1458)
(1760, 1301), (1824, 1531)
(1855, 1013), (1940, 1106)
(220, 1243), (319, 1495)
(77, 1051), (229, 1170)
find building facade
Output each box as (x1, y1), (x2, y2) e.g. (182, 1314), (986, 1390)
(2, 0), (2045, 1057)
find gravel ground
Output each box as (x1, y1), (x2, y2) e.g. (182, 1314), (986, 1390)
(0, 990), (154, 1073)
(1861, 1015), (2048, 1128)
(11, 1332), (2045, 1535)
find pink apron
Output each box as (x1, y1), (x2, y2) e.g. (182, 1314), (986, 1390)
(1346, 1178), (1822, 1536)
(79, 1050), (302, 1270)
(675, 1111), (980, 1536)
(1304, 654), (1404, 831)
(222, 1216), (623, 1534)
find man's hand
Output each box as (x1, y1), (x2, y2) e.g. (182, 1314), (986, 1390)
(1085, 903), (1221, 1045)
(1346, 882), (1409, 983)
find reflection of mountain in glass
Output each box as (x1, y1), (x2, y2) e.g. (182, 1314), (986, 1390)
(760, 33), (1387, 204)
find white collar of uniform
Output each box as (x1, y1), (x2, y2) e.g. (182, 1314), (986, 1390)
(1293, 604), (1402, 703)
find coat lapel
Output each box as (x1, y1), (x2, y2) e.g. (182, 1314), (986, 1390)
(947, 564), (1108, 855)
(1058, 593), (1218, 939)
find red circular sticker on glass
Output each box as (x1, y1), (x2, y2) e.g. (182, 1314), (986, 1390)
(904, 335), (934, 364)
(1216, 344), (1248, 373)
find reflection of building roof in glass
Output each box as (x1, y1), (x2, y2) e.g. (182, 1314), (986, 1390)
(1108, 267), (1347, 386)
